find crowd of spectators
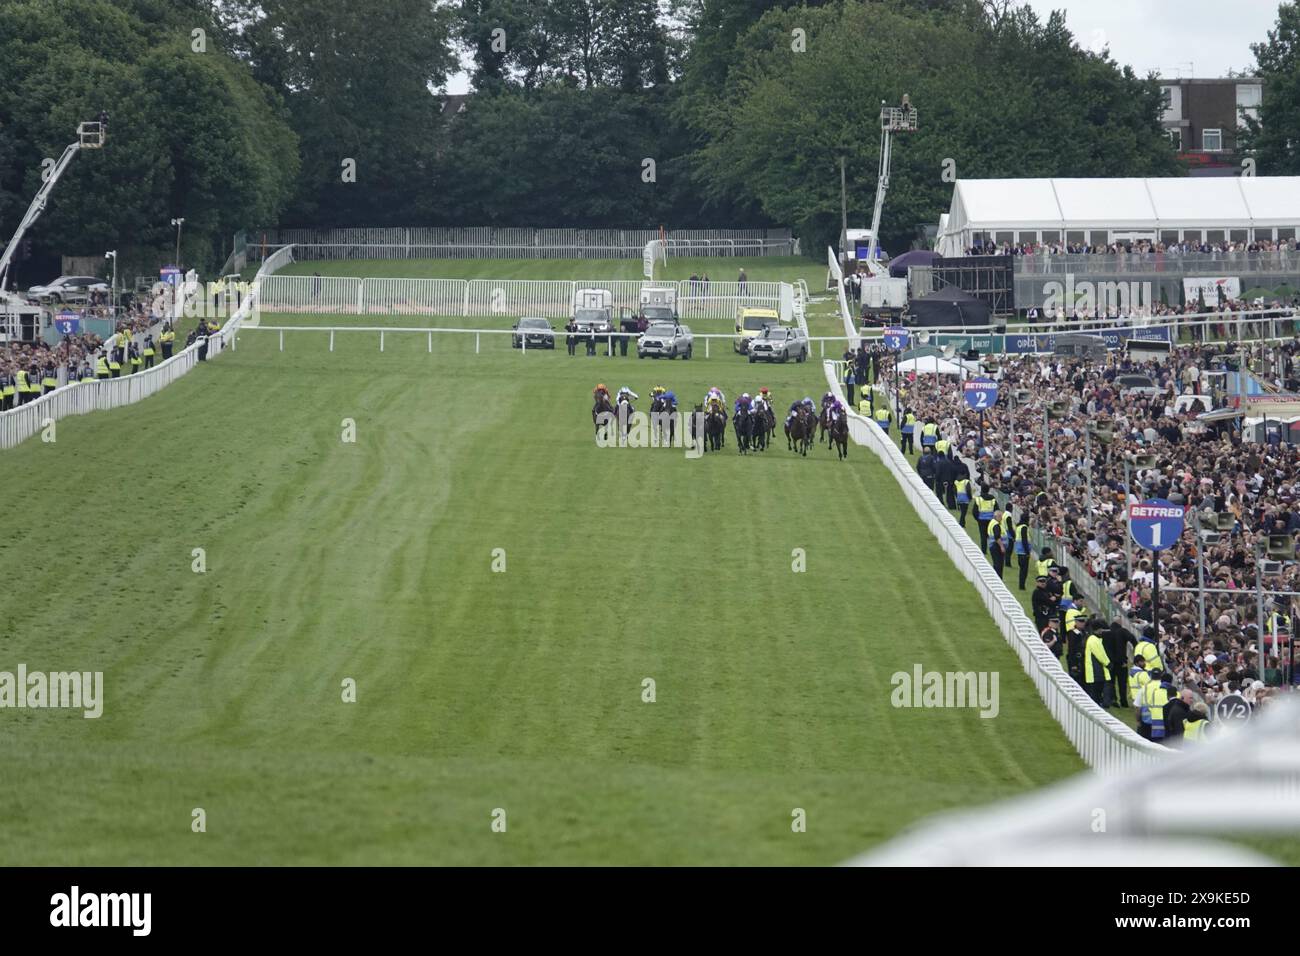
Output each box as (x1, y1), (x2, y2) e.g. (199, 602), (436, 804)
(1022, 296), (1299, 334)
(879, 337), (1300, 730)
(0, 296), (179, 407)
(965, 236), (1299, 260)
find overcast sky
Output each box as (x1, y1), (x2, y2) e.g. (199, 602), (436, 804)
(441, 0), (1283, 93)
(1021, 0), (1279, 77)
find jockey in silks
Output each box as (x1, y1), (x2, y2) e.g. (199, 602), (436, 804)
(757, 386), (773, 411)
(650, 385), (666, 402)
(705, 386), (725, 414)
(661, 389), (677, 411)
(821, 391), (837, 416)
(734, 392), (753, 416)
(828, 398), (845, 422)
(787, 396), (815, 427)
(593, 383), (611, 402)
(753, 392), (769, 414)
(616, 386), (638, 414)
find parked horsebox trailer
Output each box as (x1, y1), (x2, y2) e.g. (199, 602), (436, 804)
(572, 287), (614, 333)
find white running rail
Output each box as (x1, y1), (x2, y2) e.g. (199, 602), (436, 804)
(0, 245), (294, 450)
(850, 697), (1300, 866)
(822, 361), (1166, 772)
(826, 246), (856, 340)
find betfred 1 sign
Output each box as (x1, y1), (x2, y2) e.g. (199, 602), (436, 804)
(963, 378), (998, 410)
(1129, 499), (1185, 552)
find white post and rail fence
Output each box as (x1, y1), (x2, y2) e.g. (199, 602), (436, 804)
(0, 245), (294, 451)
(822, 360), (1168, 773)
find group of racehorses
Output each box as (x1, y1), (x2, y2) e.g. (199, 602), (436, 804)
(591, 388), (848, 459)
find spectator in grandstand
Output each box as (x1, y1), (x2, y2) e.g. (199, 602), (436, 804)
(882, 331), (1300, 710)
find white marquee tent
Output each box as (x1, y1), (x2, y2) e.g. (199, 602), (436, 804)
(935, 177), (1300, 256)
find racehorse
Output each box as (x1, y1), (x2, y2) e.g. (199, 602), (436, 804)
(616, 393), (635, 440)
(650, 393), (676, 446)
(753, 402), (776, 451)
(828, 409), (849, 460)
(593, 392), (615, 441)
(733, 405), (754, 454)
(818, 404), (833, 444)
(788, 404), (816, 457)
(705, 406), (727, 453)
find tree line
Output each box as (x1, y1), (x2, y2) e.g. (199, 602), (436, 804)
(0, 0), (1296, 276)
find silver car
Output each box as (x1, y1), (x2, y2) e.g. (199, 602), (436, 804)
(638, 322), (693, 360)
(27, 275), (108, 304)
(749, 326), (808, 363)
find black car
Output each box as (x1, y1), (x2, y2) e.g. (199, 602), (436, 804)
(512, 317), (556, 349)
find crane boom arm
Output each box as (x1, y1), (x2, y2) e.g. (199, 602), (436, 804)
(0, 117), (106, 302)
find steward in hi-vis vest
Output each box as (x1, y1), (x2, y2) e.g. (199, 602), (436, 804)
(1139, 673), (1172, 740)
(1083, 631), (1112, 706)
(954, 478), (971, 526)
(987, 511), (1006, 577)
(975, 493), (996, 551)
(1134, 636), (1162, 672)
(1128, 656), (1150, 707)
(900, 410), (917, 453)
(920, 420), (938, 448)
(874, 406), (891, 431)
(1014, 520), (1032, 590)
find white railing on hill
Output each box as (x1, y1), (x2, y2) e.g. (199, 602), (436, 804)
(247, 227), (796, 260)
(827, 246), (856, 340)
(258, 275), (793, 322)
(249, 324), (858, 361)
(821, 361), (1166, 772)
(0, 245), (294, 451)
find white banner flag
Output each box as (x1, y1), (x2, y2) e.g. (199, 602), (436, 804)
(1183, 276), (1241, 303)
(643, 240), (663, 280)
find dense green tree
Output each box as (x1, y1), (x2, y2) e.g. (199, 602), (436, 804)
(0, 0), (298, 273)
(459, 0), (677, 92)
(434, 85), (704, 225)
(216, 0), (455, 225)
(684, 0), (1180, 253)
(1242, 2), (1300, 175)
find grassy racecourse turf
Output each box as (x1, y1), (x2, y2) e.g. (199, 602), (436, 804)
(0, 303), (1088, 866)
(272, 254), (831, 290)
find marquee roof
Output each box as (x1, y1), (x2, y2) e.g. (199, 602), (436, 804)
(941, 177), (1300, 237)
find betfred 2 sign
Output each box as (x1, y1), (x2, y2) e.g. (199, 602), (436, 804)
(963, 378), (997, 410)
(1128, 499), (1185, 552)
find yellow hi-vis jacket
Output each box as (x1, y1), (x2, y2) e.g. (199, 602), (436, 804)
(1084, 633), (1111, 682)
(1128, 665), (1150, 703)
(1134, 639), (1162, 671)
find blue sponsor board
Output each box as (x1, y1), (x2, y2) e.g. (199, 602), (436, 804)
(882, 326), (910, 350)
(963, 378), (998, 410)
(55, 312), (80, 335)
(1129, 499), (1185, 552)
(1004, 326), (1171, 354)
